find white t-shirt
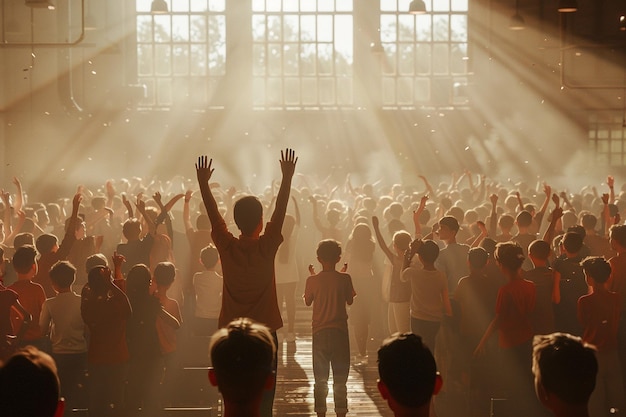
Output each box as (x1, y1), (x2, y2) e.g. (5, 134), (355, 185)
(39, 291), (87, 354)
(193, 270), (223, 319)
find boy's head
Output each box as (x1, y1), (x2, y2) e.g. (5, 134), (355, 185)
(85, 253), (108, 274)
(35, 234), (58, 255)
(49, 261), (76, 290)
(479, 237), (497, 258)
(377, 332), (442, 412)
(532, 333), (597, 410)
(200, 244), (219, 270)
(233, 196), (263, 237)
(468, 247), (488, 270)
(209, 317), (276, 405)
(438, 216), (459, 242)
(13, 232), (34, 249)
(196, 214), (211, 231)
(392, 231), (412, 253)
(580, 213), (597, 231)
(154, 261), (176, 287)
(609, 224), (626, 250)
(495, 242), (525, 272)
(416, 240), (439, 265)
(580, 256), (611, 285)
(516, 210), (533, 228)
(561, 232), (583, 255)
(0, 346), (65, 417)
(529, 239), (551, 262)
(12, 245), (38, 276)
(498, 214), (515, 231)
(122, 219), (142, 241)
(87, 265), (112, 295)
(316, 239), (342, 264)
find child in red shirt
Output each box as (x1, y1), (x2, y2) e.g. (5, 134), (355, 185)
(578, 256), (625, 417)
(304, 239), (355, 417)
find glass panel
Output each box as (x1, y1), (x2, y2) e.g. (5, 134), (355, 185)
(252, 77), (266, 105)
(190, 15), (207, 42)
(173, 45), (189, 75)
(611, 154), (621, 166)
(136, 16), (152, 42)
(337, 78), (352, 105)
(450, 15), (467, 41)
(398, 44), (414, 75)
(190, 78), (208, 105)
(450, 44), (467, 73)
(137, 44), (153, 75)
(158, 78), (173, 105)
(414, 77), (430, 101)
(383, 44), (397, 75)
(284, 77), (300, 104)
(382, 77), (396, 104)
(252, 15), (266, 41)
(432, 0), (449, 12)
(267, 77), (283, 105)
(301, 77), (317, 104)
(597, 140), (608, 152)
(317, 15), (333, 43)
(335, 0), (352, 12)
(319, 78), (335, 104)
(268, 43), (283, 76)
(155, 44), (171, 75)
(300, 43), (317, 75)
(191, 0), (208, 12)
(598, 129), (609, 139)
(380, 0), (397, 12)
(283, 15), (299, 41)
(300, 0), (316, 12)
(171, 0), (189, 12)
(318, 0), (334, 12)
(433, 43), (449, 74)
(283, 0), (299, 12)
(415, 15), (431, 41)
(253, 44), (267, 76)
(300, 15), (316, 41)
(154, 16), (171, 42)
(267, 15), (282, 41)
(317, 44), (333, 75)
(252, 0), (265, 11)
(415, 44), (431, 74)
(380, 15), (397, 43)
(611, 129), (624, 139)
(451, 0), (468, 11)
(433, 15), (450, 42)
(335, 15), (352, 63)
(267, 0), (282, 12)
(172, 15), (190, 42)
(283, 44), (299, 75)
(141, 78), (155, 105)
(611, 139), (622, 153)
(172, 79), (189, 104)
(398, 15), (414, 42)
(209, 0), (225, 11)
(397, 77), (413, 104)
(191, 45), (207, 75)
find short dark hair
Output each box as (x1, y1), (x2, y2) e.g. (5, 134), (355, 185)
(196, 214), (211, 230)
(479, 237), (497, 257)
(468, 247), (488, 269)
(85, 253), (108, 273)
(417, 240), (439, 264)
(233, 196), (263, 236)
(439, 216), (459, 232)
(49, 261), (76, 288)
(13, 232), (34, 249)
(122, 219), (142, 241)
(317, 239), (342, 263)
(378, 332), (437, 408)
(495, 242), (525, 271)
(35, 234), (58, 255)
(210, 317), (276, 404)
(499, 214), (515, 230)
(580, 256), (611, 284)
(516, 211), (533, 227)
(529, 239), (551, 260)
(0, 346), (61, 417)
(12, 245), (37, 275)
(392, 231), (412, 252)
(532, 333), (597, 405)
(580, 213), (597, 230)
(610, 224), (626, 248)
(562, 232), (584, 254)
(154, 262), (176, 286)
(200, 245), (219, 269)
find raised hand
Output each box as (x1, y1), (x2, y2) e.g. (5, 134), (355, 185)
(195, 156), (214, 184)
(112, 251), (126, 269)
(279, 148), (298, 179)
(489, 193), (498, 206)
(551, 206), (564, 221)
(0, 190), (10, 206)
(136, 197), (146, 214)
(552, 193), (560, 207)
(608, 175), (615, 189)
(153, 192), (164, 208)
(543, 183), (551, 197)
(477, 220), (487, 235)
(72, 193), (83, 210)
(184, 190), (193, 203)
(602, 193), (610, 205)
(372, 216), (380, 230)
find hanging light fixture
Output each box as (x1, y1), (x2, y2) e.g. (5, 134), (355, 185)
(25, 0), (55, 10)
(408, 0), (427, 15)
(620, 15), (626, 31)
(151, 0), (168, 13)
(557, 0), (578, 13)
(509, 0), (525, 30)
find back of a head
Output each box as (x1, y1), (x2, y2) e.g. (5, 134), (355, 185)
(200, 244), (219, 270)
(417, 240), (440, 265)
(532, 333), (597, 405)
(196, 214), (211, 231)
(0, 346), (61, 417)
(439, 216), (459, 233)
(499, 214), (515, 230)
(49, 261), (76, 289)
(317, 239), (342, 263)
(378, 332), (437, 409)
(610, 224), (626, 248)
(35, 234), (58, 255)
(233, 196), (263, 236)
(388, 202), (404, 219)
(581, 213), (597, 230)
(495, 242), (525, 271)
(392, 231), (412, 252)
(13, 232), (34, 249)
(122, 218), (142, 241)
(562, 231), (584, 254)
(12, 245), (37, 275)
(126, 264), (152, 301)
(468, 247), (488, 270)
(210, 317), (276, 404)
(516, 210), (533, 228)
(567, 225), (586, 240)
(85, 253), (108, 274)
(154, 261), (176, 286)
(479, 237), (497, 258)
(447, 206), (464, 225)
(581, 256), (611, 284)
(529, 239), (551, 261)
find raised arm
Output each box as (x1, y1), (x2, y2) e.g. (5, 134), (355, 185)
(418, 175), (435, 196)
(196, 156), (225, 227)
(488, 194), (498, 238)
(270, 148), (298, 229)
(412, 195), (429, 238)
(608, 175), (615, 204)
(372, 216), (394, 262)
(57, 193), (82, 260)
(534, 183), (552, 227)
(11, 177), (24, 212)
(135, 197), (156, 236)
(515, 191), (524, 213)
(122, 194), (134, 219)
(183, 190), (194, 236)
(542, 206), (563, 247)
(1, 190), (12, 244)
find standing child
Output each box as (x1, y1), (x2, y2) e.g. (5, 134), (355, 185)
(39, 260), (87, 415)
(154, 261), (183, 407)
(578, 256), (625, 417)
(525, 239), (558, 335)
(400, 239), (451, 352)
(304, 239), (355, 417)
(192, 245), (222, 336)
(195, 148), (297, 417)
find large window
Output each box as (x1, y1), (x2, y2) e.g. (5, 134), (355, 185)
(136, 0), (226, 108)
(380, 0), (469, 108)
(251, 0), (354, 109)
(589, 114), (626, 166)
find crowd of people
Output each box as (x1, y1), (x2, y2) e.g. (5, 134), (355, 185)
(0, 148), (625, 417)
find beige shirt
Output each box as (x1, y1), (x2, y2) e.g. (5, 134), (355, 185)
(40, 291), (87, 354)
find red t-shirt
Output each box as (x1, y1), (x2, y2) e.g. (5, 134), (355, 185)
(0, 288), (18, 337)
(304, 270), (355, 334)
(578, 290), (621, 352)
(212, 219), (284, 331)
(81, 284), (131, 365)
(9, 280), (46, 341)
(496, 278), (536, 348)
